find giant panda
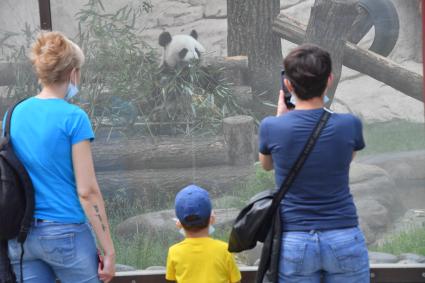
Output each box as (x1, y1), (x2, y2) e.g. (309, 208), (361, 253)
(158, 29), (206, 68)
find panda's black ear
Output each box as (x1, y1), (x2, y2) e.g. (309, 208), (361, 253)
(159, 31), (172, 47)
(190, 30), (198, 40)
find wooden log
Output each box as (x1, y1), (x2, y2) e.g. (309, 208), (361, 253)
(202, 55), (249, 86)
(304, 0), (358, 103)
(230, 86), (253, 107)
(92, 137), (228, 171)
(97, 165), (254, 209)
(272, 14), (424, 102)
(223, 115), (255, 166)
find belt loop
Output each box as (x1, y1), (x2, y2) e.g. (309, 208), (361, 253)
(34, 218), (38, 227)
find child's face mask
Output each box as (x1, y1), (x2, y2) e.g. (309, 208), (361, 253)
(178, 225), (215, 237)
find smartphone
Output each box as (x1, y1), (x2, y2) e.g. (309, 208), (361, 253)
(280, 70), (295, 109)
(97, 249), (104, 269)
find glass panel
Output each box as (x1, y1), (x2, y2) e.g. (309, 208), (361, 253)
(0, 0), (39, 115)
(1, 0), (424, 275)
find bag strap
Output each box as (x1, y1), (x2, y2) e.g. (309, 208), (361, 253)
(271, 108), (331, 209)
(2, 99), (26, 141)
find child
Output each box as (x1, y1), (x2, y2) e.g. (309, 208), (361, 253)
(166, 185), (241, 283)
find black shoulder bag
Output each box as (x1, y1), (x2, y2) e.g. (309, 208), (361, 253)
(228, 109), (331, 253)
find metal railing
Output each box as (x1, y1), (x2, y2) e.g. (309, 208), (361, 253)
(108, 265), (425, 283)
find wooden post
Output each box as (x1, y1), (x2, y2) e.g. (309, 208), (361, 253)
(246, 0), (282, 104)
(227, 0), (249, 56)
(272, 14), (424, 102)
(304, 0), (358, 103)
(223, 115), (255, 166)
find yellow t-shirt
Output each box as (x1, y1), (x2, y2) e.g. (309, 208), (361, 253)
(166, 237), (241, 283)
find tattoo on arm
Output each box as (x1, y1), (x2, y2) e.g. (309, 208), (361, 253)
(93, 205), (107, 232)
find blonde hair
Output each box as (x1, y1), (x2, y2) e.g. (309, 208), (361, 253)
(31, 31), (85, 85)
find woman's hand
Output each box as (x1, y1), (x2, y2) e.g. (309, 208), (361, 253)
(276, 90), (290, 116)
(98, 253), (116, 283)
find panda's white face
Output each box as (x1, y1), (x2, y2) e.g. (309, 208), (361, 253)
(159, 30), (206, 68)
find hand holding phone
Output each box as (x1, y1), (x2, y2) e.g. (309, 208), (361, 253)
(280, 70), (295, 110)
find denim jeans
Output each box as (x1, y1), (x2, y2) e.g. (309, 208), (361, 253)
(279, 226), (370, 283)
(8, 221), (100, 283)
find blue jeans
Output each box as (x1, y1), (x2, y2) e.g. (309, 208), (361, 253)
(8, 221), (101, 283)
(279, 226), (370, 283)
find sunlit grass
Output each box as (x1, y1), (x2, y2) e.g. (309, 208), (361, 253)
(360, 120), (425, 156)
(371, 227), (425, 256)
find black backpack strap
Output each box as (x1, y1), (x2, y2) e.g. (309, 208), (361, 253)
(271, 108), (332, 209)
(3, 101), (22, 139)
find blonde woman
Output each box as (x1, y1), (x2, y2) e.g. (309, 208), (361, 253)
(6, 32), (115, 283)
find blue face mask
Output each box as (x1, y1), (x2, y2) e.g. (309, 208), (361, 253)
(65, 83), (79, 101)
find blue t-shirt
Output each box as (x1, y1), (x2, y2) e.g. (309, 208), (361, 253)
(3, 97), (94, 223)
(259, 108), (365, 231)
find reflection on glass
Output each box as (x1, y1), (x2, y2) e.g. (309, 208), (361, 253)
(0, 0), (424, 271)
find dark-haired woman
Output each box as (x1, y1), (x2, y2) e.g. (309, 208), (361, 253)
(259, 44), (369, 283)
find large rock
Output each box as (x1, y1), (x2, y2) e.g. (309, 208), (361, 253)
(116, 208), (239, 238)
(369, 252), (399, 264)
(357, 199), (390, 244)
(350, 163), (404, 244)
(399, 253), (425, 264)
(203, 0), (227, 19)
(350, 163), (401, 211)
(360, 150), (425, 181)
(115, 264), (137, 272)
(157, 5), (203, 27)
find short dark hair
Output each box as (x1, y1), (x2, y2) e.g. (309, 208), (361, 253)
(283, 44), (332, 100)
(181, 214), (210, 232)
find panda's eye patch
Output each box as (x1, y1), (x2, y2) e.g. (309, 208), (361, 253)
(195, 48), (201, 58)
(179, 48), (188, 59)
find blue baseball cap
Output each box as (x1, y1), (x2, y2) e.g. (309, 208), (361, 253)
(175, 185), (212, 227)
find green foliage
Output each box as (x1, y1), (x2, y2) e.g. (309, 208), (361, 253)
(0, 23), (39, 102)
(371, 227), (425, 256)
(75, 0), (157, 132)
(74, 0), (251, 136)
(144, 62), (250, 136)
(360, 120), (425, 156)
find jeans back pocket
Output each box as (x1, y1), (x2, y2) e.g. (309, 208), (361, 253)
(39, 233), (75, 265)
(329, 234), (369, 273)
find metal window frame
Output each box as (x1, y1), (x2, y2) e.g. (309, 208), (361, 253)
(38, 0), (52, 30)
(423, 0), (425, 111)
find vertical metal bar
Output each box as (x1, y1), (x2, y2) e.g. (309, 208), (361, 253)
(421, 0), (425, 130)
(38, 0), (52, 30)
